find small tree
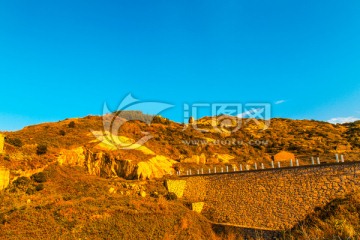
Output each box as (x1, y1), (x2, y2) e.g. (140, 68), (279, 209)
(6, 138), (23, 147)
(31, 172), (47, 183)
(68, 121), (75, 128)
(59, 130), (66, 136)
(36, 144), (47, 155)
(35, 184), (44, 191)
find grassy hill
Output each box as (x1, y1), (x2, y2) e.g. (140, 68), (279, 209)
(1, 113), (359, 172)
(1, 113), (360, 239)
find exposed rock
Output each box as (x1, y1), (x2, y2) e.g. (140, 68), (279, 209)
(139, 191), (146, 197)
(0, 166), (10, 190)
(273, 151), (295, 162)
(214, 153), (235, 163)
(191, 202), (205, 213)
(135, 155), (176, 180)
(188, 117), (194, 124)
(58, 147), (176, 180)
(57, 147), (85, 166)
(180, 153), (206, 165)
(109, 187), (116, 194)
(0, 134), (4, 154)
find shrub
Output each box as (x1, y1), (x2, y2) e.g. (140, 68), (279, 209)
(31, 172), (47, 183)
(35, 184), (44, 191)
(13, 176), (31, 187)
(36, 144), (47, 155)
(165, 192), (177, 201)
(68, 121), (75, 128)
(0, 213), (7, 224)
(6, 138), (23, 147)
(59, 130), (66, 136)
(13, 177), (31, 191)
(26, 188), (35, 195)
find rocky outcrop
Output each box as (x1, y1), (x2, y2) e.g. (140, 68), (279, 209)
(273, 151), (295, 162)
(0, 166), (10, 190)
(57, 147), (176, 180)
(180, 153), (206, 164)
(0, 134), (4, 154)
(57, 147), (85, 166)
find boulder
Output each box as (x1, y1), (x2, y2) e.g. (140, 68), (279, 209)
(273, 151), (295, 162)
(139, 191), (146, 198)
(191, 202), (205, 213)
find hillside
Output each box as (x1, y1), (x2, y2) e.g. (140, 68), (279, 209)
(1, 112), (360, 239)
(0, 165), (217, 240)
(283, 191), (360, 239)
(1, 113), (359, 177)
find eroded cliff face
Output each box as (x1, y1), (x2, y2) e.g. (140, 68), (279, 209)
(57, 147), (176, 180)
(0, 167), (10, 190)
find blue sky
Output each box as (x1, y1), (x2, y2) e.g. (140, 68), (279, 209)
(1, 0), (360, 130)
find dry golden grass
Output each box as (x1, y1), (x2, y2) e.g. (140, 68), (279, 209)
(0, 165), (218, 240)
(282, 192), (360, 240)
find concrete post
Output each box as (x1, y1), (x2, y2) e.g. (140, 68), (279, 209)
(189, 169), (192, 175)
(226, 166), (229, 172)
(201, 168), (204, 174)
(317, 157), (320, 165)
(221, 167), (223, 173)
(271, 161), (274, 168)
(240, 164), (243, 171)
(311, 157), (315, 165)
(254, 163), (257, 170)
(197, 169), (200, 175)
(208, 168), (211, 174)
(186, 170), (189, 175)
(290, 159), (293, 167)
(296, 159), (299, 166)
(278, 162), (281, 168)
(335, 154), (339, 163)
(214, 167), (216, 173)
(261, 163), (265, 169)
(341, 155), (345, 162)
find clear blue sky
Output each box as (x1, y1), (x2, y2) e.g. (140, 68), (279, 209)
(1, 0), (360, 130)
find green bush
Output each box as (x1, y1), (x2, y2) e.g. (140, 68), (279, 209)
(68, 121), (75, 128)
(0, 213), (7, 224)
(13, 177), (31, 191)
(6, 138), (23, 147)
(13, 176), (31, 187)
(36, 144), (47, 155)
(35, 183), (44, 191)
(26, 188), (35, 195)
(31, 172), (47, 183)
(59, 130), (66, 136)
(166, 192), (177, 201)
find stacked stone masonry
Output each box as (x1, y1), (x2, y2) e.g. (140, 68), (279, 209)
(181, 162), (360, 230)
